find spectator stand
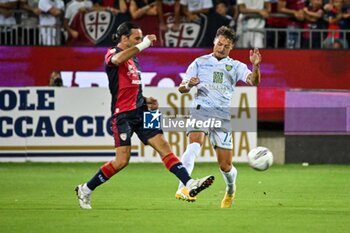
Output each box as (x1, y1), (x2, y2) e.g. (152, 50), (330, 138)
(1, 0), (349, 48)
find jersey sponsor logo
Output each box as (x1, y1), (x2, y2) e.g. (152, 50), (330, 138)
(213, 71), (224, 83)
(160, 13), (207, 47)
(131, 80), (142, 85)
(127, 64), (139, 78)
(202, 83), (230, 91)
(83, 11), (115, 44)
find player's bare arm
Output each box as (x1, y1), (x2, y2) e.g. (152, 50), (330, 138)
(246, 48), (262, 86)
(178, 77), (200, 93)
(112, 34), (157, 65)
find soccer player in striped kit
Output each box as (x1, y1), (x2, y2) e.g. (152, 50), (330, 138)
(175, 26), (261, 208)
(75, 22), (214, 209)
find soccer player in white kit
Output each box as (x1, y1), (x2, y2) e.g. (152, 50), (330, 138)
(175, 26), (262, 208)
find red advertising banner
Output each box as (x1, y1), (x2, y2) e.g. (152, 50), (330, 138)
(1, 46), (349, 121)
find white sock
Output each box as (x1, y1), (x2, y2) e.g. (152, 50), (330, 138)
(220, 166), (237, 195)
(178, 142), (201, 189)
(82, 183), (92, 194)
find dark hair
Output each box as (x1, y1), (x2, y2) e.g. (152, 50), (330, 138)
(215, 26), (238, 43)
(112, 22), (141, 43)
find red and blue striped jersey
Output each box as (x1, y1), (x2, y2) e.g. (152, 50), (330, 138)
(105, 47), (145, 115)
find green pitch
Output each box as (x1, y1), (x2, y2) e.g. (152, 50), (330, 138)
(0, 162), (349, 233)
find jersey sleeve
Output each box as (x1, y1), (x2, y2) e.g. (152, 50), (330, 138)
(104, 48), (120, 67)
(183, 60), (198, 83)
(235, 61), (252, 84)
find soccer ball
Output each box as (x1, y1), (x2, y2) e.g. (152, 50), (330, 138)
(247, 146), (273, 171)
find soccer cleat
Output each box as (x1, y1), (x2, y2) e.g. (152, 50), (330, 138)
(188, 175), (215, 197)
(175, 187), (197, 202)
(75, 184), (92, 209)
(220, 185), (236, 208)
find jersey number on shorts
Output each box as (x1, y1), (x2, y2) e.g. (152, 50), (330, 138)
(223, 132), (232, 143)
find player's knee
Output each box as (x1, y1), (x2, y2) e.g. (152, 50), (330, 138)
(219, 163), (232, 173)
(189, 133), (205, 145)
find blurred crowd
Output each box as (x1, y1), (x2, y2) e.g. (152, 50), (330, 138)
(0, 0), (349, 48)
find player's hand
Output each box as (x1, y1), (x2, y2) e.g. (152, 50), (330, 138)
(136, 35), (156, 52)
(188, 77), (200, 88)
(145, 97), (159, 110)
(145, 34), (157, 46)
(249, 48), (262, 66)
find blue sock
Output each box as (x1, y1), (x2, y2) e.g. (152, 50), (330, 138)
(170, 163), (191, 186)
(86, 169), (109, 191)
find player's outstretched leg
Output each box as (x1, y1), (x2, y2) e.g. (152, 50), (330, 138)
(187, 175), (215, 197)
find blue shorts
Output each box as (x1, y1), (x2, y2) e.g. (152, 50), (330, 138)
(111, 105), (163, 147)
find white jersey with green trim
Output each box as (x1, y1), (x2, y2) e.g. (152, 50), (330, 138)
(183, 54), (252, 120)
